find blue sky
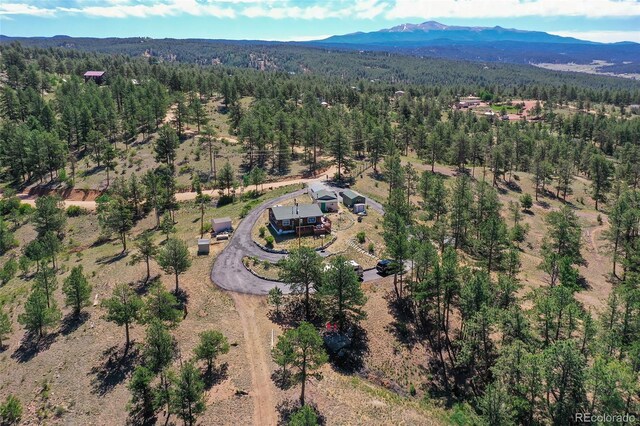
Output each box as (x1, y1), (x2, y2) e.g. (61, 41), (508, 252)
(1, 0), (640, 43)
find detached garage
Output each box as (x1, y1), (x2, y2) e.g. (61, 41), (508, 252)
(212, 217), (232, 234)
(340, 189), (365, 208)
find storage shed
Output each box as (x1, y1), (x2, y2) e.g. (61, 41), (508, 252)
(340, 189), (365, 208)
(211, 217), (232, 234)
(197, 238), (210, 255)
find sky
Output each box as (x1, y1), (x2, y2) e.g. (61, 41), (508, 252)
(1, 0), (640, 43)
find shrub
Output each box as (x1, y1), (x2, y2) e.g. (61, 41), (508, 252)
(66, 205), (87, 217)
(264, 235), (274, 248)
(1, 258), (18, 285)
(356, 231), (366, 244)
(202, 222), (212, 234)
(259, 226), (266, 238)
(519, 193), (533, 210)
(409, 383), (416, 396)
(368, 242), (375, 254)
(597, 214), (602, 225)
(240, 204), (251, 218)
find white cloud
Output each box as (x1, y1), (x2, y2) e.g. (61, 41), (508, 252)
(2, 0), (640, 21)
(0, 2), (57, 17)
(385, 0), (640, 19)
(550, 30), (640, 43)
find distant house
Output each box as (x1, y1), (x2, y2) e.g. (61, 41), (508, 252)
(211, 217), (232, 234)
(309, 182), (338, 212)
(83, 71), (105, 84)
(269, 204), (331, 235)
(630, 104), (640, 114)
(394, 90), (405, 98)
(340, 189), (365, 208)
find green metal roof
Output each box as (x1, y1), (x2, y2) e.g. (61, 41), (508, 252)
(341, 189), (364, 200)
(270, 204), (323, 221)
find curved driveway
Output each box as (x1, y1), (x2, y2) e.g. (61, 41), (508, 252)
(211, 182), (386, 295)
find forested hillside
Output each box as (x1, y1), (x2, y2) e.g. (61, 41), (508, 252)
(0, 41), (638, 425)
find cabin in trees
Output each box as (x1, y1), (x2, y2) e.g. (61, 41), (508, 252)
(309, 182), (338, 212)
(269, 204), (331, 235)
(83, 71), (105, 84)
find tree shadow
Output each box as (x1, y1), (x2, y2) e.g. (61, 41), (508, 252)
(60, 311), (90, 336)
(96, 251), (128, 265)
(273, 297), (324, 329)
(173, 288), (189, 314)
(271, 368), (295, 390)
(11, 332), (57, 363)
(275, 400), (325, 426)
(325, 324), (369, 374)
(133, 275), (160, 296)
(203, 362), (229, 390)
(90, 344), (140, 396)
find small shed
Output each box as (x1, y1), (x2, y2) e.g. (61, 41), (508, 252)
(212, 217), (232, 234)
(198, 238), (210, 255)
(353, 203), (366, 214)
(83, 71), (105, 84)
(340, 189), (365, 208)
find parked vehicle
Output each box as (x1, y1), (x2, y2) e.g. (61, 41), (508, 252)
(324, 259), (364, 280)
(376, 259), (400, 276)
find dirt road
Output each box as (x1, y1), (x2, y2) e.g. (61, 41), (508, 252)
(231, 293), (278, 426)
(17, 165), (338, 211)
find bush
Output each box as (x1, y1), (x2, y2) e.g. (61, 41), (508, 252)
(0, 395), (22, 425)
(264, 235), (274, 248)
(240, 204), (251, 218)
(368, 242), (375, 254)
(259, 226), (266, 238)
(1, 258), (18, 285)
(202, 222), (212, 234)
(409, 383), (416, 396)
(356, 231), (366, 244)
(66, 205), (87, 217)
(519, 193), (533, 210)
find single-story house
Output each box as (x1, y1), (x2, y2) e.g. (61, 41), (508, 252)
(269, 204), (331, 235)
(211, 217), (232, 234)
(84, 71), (105, 84)
(340, 189), (366, 208)
(309, 183), (338, 212)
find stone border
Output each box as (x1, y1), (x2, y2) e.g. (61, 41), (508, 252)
(241, 257), (283, 283)
(252, 234), (337, 255)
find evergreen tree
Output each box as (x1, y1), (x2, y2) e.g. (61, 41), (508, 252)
(128, 365), (157, 423)
(278, 247), (323, 322)
(144, 283), (182, 326)
(102, 283), (143, 350)
(156, 238), (191, 292)
(0, 307), (12, 348)
(171, 361), (205, 426)
(194, 329), (229, 374)
(319, 255), (367, 331)
(272, 322), (328, 406)
(18, 287), (61, 338)
(589, 153), (613, 210)
(62, 265), (92, 317)
(98, 196), (134, 252)
(133, 231), (158, 282)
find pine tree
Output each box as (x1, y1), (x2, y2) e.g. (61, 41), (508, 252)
(156, 238), (191, 292)
(18, 287), (61, 338)
(589, 153), (613, 210)
(171, 361), (205, 426)
(144, 283), (182, 326)
(102, 283), (143, 350)
(143, 319), (176, 373)
(194, 329), (229, 374)
(272, 322), (328, 406)
(133, 231), (158, 282)
(0, 307), (12, 348)
(62, 265), (92, 317)
(279, 247), (323, 322)
(128, 365), (157, 423)
(98, 196), (134, 252)
(319, 255), (367, 331)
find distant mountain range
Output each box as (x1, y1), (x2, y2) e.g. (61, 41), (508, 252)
(319, 21), (597, 45)
(309, 21), (640, 77)
(2, 21), (639, 78)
